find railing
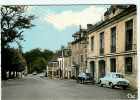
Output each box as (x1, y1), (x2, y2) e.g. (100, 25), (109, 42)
(125, 43), (135, 51)
(100, 48), (104, 55)
(111, 46), (116, 53)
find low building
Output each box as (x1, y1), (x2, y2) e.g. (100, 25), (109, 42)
(47, 56), (59, 79)
(57, 45), (72, 79)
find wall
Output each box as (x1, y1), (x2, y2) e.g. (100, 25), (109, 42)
(87, 11), (137, 88)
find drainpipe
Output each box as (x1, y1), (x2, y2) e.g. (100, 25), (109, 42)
(62, 50), (64, 79)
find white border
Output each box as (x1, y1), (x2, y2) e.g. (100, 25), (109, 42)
(137, 0), (140, 99)
(0, 0), (137, 5)
(0, 0), (139, 100)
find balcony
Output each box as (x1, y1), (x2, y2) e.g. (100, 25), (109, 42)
(111, 45), (116, 53)
(125, 43), (133, 51)
(100, 48), (104, 56)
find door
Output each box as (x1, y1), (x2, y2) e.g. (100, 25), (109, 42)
(99, 60), (105, 78)
(90, 61), (95, 80)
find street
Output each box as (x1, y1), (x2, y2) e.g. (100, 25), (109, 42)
(2, 75), (136, 100)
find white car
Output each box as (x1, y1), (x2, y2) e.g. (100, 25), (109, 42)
(32, 72), (37, 75)
(99, 72), (129, 89)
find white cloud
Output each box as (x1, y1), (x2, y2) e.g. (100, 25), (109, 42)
(45, 6), (107, 30)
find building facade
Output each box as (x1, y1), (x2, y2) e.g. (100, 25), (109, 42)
(47, 61), (59, 79)
(57, 45), (72, 79)
(87, 5), (137, 88)
(71, 27), (88, 78)
(47, 55), (59, 79)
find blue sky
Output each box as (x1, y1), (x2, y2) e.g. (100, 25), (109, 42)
(22, 5), (109, 52)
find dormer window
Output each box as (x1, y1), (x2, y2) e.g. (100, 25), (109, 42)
(81, 32), (84, 38)
(112, 8), (116, 14)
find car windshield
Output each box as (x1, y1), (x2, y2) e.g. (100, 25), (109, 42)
(86, 73), (90, 76)
(79, 72), (86, 76)
(115, 74), (124, 78)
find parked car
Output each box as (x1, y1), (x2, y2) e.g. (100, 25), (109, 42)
(78, 72), (93, 84)
(32, 72), (37, 75)
(99, 72), (129, 89)
(37, 73), (44, 77)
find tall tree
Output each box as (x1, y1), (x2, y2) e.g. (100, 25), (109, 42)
(1, 6), (34, 48)
(32, 57), (46, 73)
(1, 6), (34, 79)
(2, 48), (26, 79)
(24, 48), (54, 73)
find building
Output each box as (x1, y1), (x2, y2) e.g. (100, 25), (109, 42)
(71, 26), (88, 78)
(87, 5), (137, 88)
(57, 45), (72, 79)
(47, 55), (59, 79)
(64, 43), (72, 79)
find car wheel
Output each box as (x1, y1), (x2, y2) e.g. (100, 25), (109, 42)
(122, 86), (127, 90)
(99, 80), (103, 87)
(83, 79), (85, 84)
(109, 82), (114, 89)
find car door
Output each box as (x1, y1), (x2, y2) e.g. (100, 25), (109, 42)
(104, 74), (110, 85)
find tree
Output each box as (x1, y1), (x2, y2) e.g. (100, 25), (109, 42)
(2, 48), (26, 79)
(32, 57), (46, 73)
(1, 6), (34, 79)
(42, 49), (54, 63)
(1, 6), (35, 48)
(24, 48), (54, 73)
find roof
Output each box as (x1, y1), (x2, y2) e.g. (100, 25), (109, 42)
(48, 54), (58, 63)
(71, 28), (87, 44)
(88, 5), (136, 34)
(48, 61), (58, 64)
(71, 37), (85, 44)
(104, 5), (129, 16)
(72, 29), (87, 37)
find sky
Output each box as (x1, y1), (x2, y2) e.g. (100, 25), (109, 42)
(22, 5), (110, 52)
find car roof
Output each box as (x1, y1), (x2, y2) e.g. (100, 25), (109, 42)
(108, 72), (123, 75)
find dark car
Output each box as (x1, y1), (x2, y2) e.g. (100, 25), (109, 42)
(77, 72), (93, 84)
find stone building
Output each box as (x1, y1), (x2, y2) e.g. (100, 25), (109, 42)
(47, 55), (59, 79)
(57, 45), (72, 79)
(87, 5), (137, 88)
(71, 26), (88, 78)
(64, 44), (72, 79)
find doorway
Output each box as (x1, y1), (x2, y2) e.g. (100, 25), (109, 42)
(99, 60), (105, 78)
(90, 61), (95, 79)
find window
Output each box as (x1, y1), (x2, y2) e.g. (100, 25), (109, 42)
(125, 57), (133, 73)
(110, 58), (116, 72)
(112, 8), (116, 14)
(81, 32), (84, 38)
(91, 36), (94, 51)
(115, 74), (124, 78)
(81, 55), (83, 62)
(72, 57), (75, 64)
(100, 32), (104, 55)
(125, 19), (133, 51)
(110, 27), (116, 53)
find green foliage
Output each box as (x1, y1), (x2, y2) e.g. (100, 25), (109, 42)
(2, 48), (26, 72)
(1, 6), (35, 48)
(24, 48), (54, 73)
(1, 5), (34, 79)
(32, 57), (46, 73)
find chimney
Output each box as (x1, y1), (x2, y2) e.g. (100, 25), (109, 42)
(87, 24), (93, 29)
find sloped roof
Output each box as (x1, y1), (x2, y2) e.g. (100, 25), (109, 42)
(88, 5), (136, 34)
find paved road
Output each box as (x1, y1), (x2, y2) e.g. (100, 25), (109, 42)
(2, 75), (136, 100)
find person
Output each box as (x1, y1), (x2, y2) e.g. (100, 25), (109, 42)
(71, 75), (75, 80)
